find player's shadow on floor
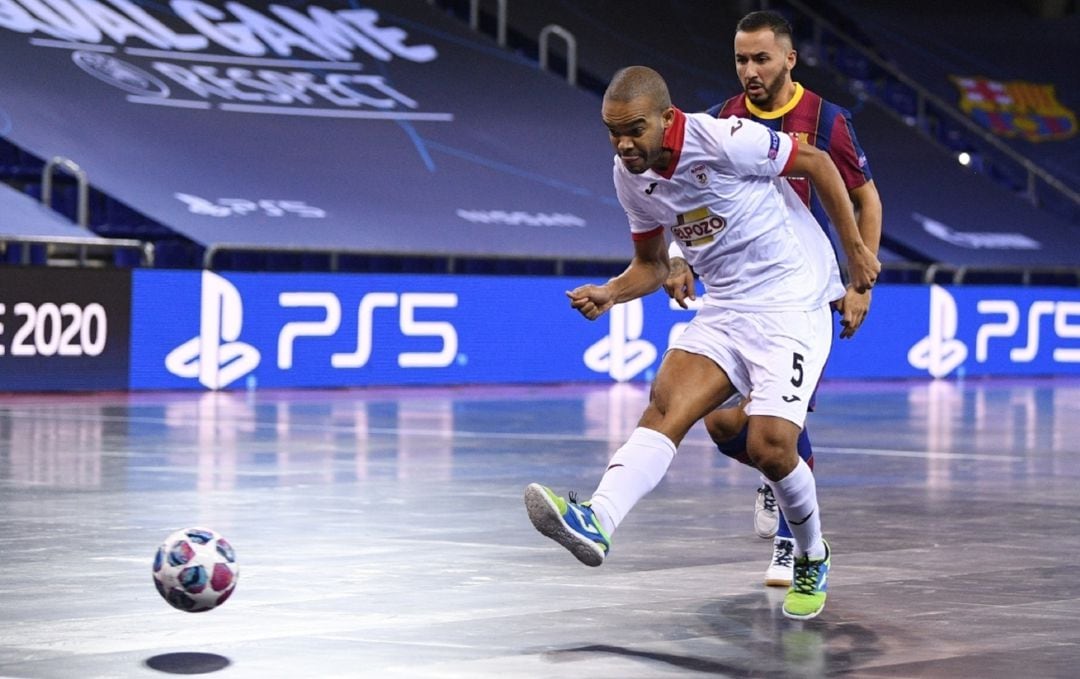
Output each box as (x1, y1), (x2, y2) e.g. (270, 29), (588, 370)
(546, 643), (753, 675)
(144, 652), (231, 675)
(545, 591), (885, 677)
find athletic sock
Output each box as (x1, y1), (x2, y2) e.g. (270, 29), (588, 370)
(589, 427), (677, 535)
(766, 458), (824, 559)
(776, 426), (815, 539)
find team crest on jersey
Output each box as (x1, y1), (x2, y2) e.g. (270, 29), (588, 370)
(671, 207), (726, 247)
(689, 162), (709, 186)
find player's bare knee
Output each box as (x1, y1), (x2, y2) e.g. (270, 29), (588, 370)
(704, 411), (743, 444)
(746, 431), (798, 481)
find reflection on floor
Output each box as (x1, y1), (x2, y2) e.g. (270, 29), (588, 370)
(1, 378), (1078, 678)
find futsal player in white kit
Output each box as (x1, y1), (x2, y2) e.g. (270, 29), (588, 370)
(523, 65), (879, 620)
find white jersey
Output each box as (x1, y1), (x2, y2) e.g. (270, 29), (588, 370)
(614, 109), (845, 311)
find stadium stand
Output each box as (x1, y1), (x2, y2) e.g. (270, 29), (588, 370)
(0, 1), (629, 273)
(817, 1), (1078, 184)
(0, 0), (1075, 283)
(0, 178), (149, 267)
(442, 0), (1079, 280)
(779, 0), (1080, 225)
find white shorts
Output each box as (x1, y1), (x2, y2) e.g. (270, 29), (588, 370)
(667, 305), (833, 428)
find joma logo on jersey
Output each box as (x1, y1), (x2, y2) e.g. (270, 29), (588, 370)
(671, 208), (726, 246)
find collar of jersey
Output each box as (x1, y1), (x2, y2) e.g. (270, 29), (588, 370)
(655, 107), (686, 180)
(745, 83), (804, 120)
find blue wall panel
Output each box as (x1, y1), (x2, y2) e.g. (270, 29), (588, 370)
(128, 270), (1080, 390)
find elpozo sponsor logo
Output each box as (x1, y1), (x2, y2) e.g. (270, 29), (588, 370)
(1, 1), (452, 122)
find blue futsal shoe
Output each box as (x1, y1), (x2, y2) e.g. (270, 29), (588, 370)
(524, 483), (611, 567)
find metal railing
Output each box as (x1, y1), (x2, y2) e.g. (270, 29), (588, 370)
(539, 24), (578, 86)
(202, 242), (619, 275)
(879, 261), (1080, 286)
(470, 0), (507, 46)
(1, 234), (154, 267)
(455, 0), (579, 86)
(42, 156), (90, 228)
(3, 155), (155, 267)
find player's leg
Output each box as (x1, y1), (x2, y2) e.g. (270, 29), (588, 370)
(766, 425), (815, 586)
(525, 348), (736, 566)
(703, 404), (752, 464)
(747, 415), (830, 619)
(742, 306), (832, 619)
(703, 405), (782, 540)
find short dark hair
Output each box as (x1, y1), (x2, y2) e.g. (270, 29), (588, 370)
(604, 65), (672, 110)
(736, 10), (794, 45)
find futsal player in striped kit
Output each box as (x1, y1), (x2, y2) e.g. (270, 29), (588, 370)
(664, 10), (883, 588)
(524, 64), (879, 620)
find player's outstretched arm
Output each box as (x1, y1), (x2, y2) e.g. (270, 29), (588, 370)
(785, 144), (880, 293)
(567, 230), (668, 320)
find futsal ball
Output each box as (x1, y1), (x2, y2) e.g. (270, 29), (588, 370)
(152, 527), (238, 612)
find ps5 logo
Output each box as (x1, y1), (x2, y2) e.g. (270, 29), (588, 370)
(908, 285), (968, 378)
(165, 273), (460, 389)
(908, 285), (1080, 378)
(175, 193), (327, 219)
(583, 299), (657, 382)
(165, 271), (261, 390)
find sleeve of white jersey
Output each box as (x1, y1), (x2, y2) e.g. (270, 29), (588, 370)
(705, 116), (794, 178)
(612, 158), (660, 237)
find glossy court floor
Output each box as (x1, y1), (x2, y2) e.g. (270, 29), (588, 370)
(0, 377), (1078, 678)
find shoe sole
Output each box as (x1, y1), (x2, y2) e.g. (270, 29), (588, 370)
(765, 576), (791, 587)
(782, 599), (826, 621)
(523, 484), (605, 567)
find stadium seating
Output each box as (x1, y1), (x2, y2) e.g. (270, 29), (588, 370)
(0, 180), (148, 266)
(0, 0), (1074, 280)
(443, 0), (1078, 271)
(784, 0), (1079, 224)
(0, 1), (632, 273)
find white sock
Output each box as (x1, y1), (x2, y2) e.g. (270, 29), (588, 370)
(589, 427), (677, 535)
(766, 458), (824, 559)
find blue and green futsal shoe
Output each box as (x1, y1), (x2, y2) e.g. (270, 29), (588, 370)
(783, 539), (830, 620)
(523, 483), (611, 567)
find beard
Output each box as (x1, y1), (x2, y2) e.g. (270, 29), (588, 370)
(746, 65), (790, 109)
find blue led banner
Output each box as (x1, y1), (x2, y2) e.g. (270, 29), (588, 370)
(828, 283), (1080, 380)
(1, 267), (1075, 392)
(127, 270), (1080, 391)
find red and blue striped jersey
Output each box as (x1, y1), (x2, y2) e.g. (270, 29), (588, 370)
(709, 83), (872, 240)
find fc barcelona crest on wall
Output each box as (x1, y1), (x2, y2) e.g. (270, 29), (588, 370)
(950, 76), (1077, 142)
